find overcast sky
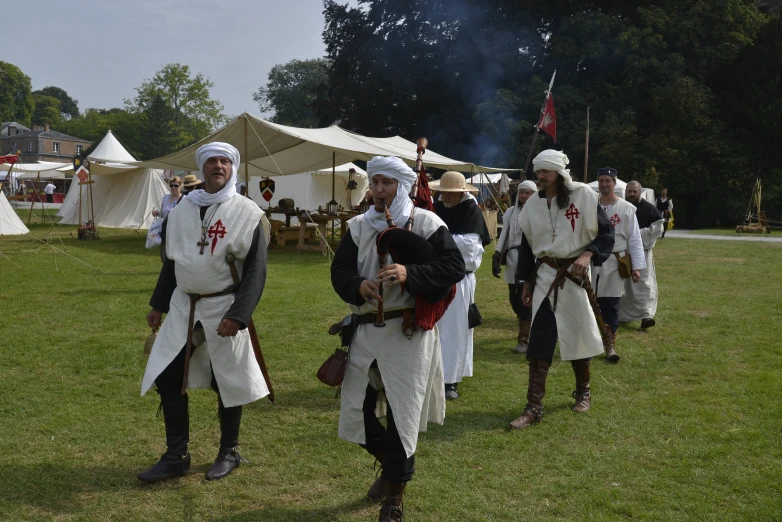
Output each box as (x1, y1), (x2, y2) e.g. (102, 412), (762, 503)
(6, 0), (331, 117)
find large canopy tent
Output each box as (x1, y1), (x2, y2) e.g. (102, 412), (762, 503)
(248, 162), (368, 212)
(58, 131), (168, 229)
(137, 113), (515, 180)
(0, 192), (29, 235)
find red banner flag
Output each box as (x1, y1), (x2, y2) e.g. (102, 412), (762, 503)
(0, 154), (19, 165)
(539, 94), (556, 143)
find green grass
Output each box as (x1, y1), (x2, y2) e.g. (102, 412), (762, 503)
(1, 223), (781, 521)
(688, 227), (780, 236)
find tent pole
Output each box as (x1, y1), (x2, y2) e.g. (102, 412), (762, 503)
(332, 152), (336, 202)
(78, 178), (83, 225)
(583, 106), (590, 183)
(244, 114), (250, 198)
(88, 170), (97, 235)
(27, 173), (41, 225)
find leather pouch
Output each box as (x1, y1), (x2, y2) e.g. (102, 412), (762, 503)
(614, 251), (632, 279)
(468, 303), (483, 329)
(317, 349), (349, 387)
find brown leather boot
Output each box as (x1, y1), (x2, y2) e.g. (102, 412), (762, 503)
(367, 451), (388, 501)
(378, 481), (406, 522)
(509, 359), (550, 429)
(513, 319), (531, 354)
(570, 359), (591, 412)
(605, 330), (620, 363)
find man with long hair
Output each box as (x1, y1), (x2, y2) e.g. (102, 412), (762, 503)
(510, 150), (614, 430)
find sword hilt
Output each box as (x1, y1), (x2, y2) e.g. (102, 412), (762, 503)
(225, 254), (240, 285)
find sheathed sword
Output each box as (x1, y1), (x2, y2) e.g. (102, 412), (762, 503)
(225, 254), (275, 403)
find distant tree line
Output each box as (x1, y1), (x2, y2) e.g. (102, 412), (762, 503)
(256, 1), (780, 228)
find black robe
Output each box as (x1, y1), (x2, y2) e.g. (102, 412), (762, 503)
(634, 199), (664, 230)
(433, 198), (492, 246)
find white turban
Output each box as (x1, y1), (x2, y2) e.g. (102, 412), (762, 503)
(187, 142), (240, 206)
(364, 156), (417, 233)
(532, 149), (574, 186)
(518, 180), (538, 192)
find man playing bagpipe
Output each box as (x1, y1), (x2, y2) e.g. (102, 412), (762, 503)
(330, 156), (465, 521)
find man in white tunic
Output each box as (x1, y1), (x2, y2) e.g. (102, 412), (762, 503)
(139, 142), (270, 483)
(591, 168), (646, 362)
(620, 181), (664, 328)
(510, 150), (615, 430)
(432, 171), (491, 400)
(493, 180), (538, 354)
(331, 156), (465, 522)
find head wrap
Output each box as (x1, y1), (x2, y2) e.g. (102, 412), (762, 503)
(532, 149), (574, 186)
(598, 167), (618, 178)
(364, 156), (416, 233)
(518, 180), (538, 192)
(186, 142), (240, 206)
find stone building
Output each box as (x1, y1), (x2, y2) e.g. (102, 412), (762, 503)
(0, 124), (91, 163)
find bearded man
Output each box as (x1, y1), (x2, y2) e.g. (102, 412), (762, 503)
(493, 179), (538, 354)
(331, 156), (465, 521)
(510, 150), (614, 430)
(431, 171), (491, 400)
(620, 181), (664, 328)
(139, 142), (271, 483)
(591, 167), (645, 362)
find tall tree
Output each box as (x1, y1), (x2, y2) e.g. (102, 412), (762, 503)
(253, 58), (329, 127)
(32, 94), (61, 126)
(140, 92), (177, 159)
(125, 63), (225, 149)
(55, 108), (143, 158)
(33, 86), (79, 119)
(0, 61), (34, 126)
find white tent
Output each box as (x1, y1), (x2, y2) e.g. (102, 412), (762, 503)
(137, 113), (514, 176)
(0, 161), (71, 180)
(0, 192), (29, 235)
(249, 162), (368, 212)
(58, 131), (168, 229)
(87, 129), (137, 163)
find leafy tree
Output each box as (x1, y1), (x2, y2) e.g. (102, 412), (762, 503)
(55, 108), (143, 159)
(32, 94), (61, 126)
(125, 63), (225, 149)
(140, 92), (177, 159)
(0, 61), (34, 126)
(33, 86), (79, 119)
(253, 58), (329, 127)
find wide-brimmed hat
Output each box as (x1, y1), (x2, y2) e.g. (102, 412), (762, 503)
(429, 171), (478, 193)
(182, 174), (202, 188)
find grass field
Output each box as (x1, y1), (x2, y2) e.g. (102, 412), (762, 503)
(1, 221), (781, 521)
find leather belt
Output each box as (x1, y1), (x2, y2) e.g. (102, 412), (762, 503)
(354, 308), (414, 326)
(529, 256), (578, 311)
(181, 285), (238, 394)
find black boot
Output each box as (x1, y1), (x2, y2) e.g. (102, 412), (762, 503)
(205, 447), (245, 481)
(445, 383), (459, 400)
(378, 481), (406, 522)
(138, 393), (190, 483)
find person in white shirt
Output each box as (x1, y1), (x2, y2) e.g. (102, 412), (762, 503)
(44, 182), (56, 203)
(591, 167), (646, 362)
(153, 177), (183, 221)
(431, 171), (491, 400)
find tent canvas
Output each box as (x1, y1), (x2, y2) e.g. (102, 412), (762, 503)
(87, 129), (137, 163)
(58, 166), (168, 229)
(137, 113), (515, 177)
(248, 162), (368, 212)
(0, 192), (29, 235)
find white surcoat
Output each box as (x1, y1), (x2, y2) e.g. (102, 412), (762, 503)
(620, 217), (664, 321)
(498, 205), (522, 284)
(518, 184), (604, 360)
(438, 232), (483, 384)
(339, 209), (447, 458)
(592, 197), (646, 298)
(141, 195), (269, 408)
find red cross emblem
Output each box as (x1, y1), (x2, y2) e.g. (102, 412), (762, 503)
(208, 219), (226, 255)
(610, 213), (621, 227)
(565, 203), (580, 232)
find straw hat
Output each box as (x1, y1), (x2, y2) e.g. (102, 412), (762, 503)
(182, 174), (202, 188)
(429, 171), (479, 193)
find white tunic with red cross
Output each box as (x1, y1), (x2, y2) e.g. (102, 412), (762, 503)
(518, 183), (604, 361)
(141, 194), (269, 408)
(591, 197), (646, 298)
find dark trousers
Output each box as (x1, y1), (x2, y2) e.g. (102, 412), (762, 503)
(46, 194), (53, 203)
(155, 337), (243, 454)
(509, 283), (532, 321)
(360, 379), (415, 482)
(597, 297), (621, 333)
(526, 297), (559, 364)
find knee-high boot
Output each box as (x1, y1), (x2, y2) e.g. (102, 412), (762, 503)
(509, 359), (550, 429)
(137, 392), (190, 483)
(205, 395), (245, 481)
(571, 359), (591, 412)
(513, 318), (531, 354)
(378, 481), (406, 522)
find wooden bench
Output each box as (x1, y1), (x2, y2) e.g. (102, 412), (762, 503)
(277, 224), (317, 247)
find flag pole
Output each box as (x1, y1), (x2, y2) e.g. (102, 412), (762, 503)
(583, 106), (590, 183)
(520, 70), (556, 182)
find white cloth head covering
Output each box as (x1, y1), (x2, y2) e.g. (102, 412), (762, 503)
(364, 156), (416, 233)
(186, 142), (240, 206)
(532, 149), (575, 187)
(518, 180), (538, 192)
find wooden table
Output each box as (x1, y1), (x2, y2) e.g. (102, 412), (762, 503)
(297, 213), (333, 252)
